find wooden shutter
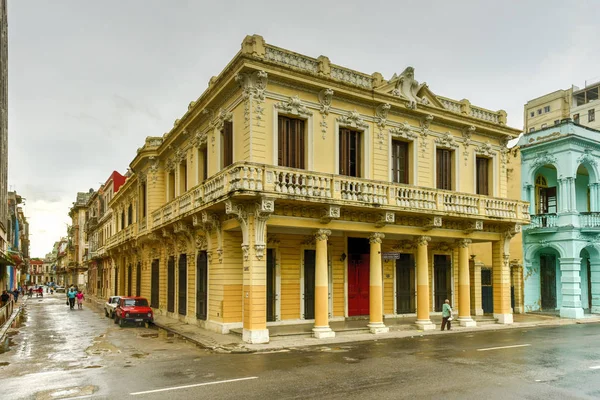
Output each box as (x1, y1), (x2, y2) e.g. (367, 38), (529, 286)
(476, 157), (489, 195)
(392, 141), (409, 184)
(221, 121), (233, 168)
(339, 129), (361, 177)
(436, 149), (452, 190)
(278, 116), (305, 169)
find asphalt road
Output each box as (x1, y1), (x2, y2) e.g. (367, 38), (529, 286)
(1, 294), (600, 399)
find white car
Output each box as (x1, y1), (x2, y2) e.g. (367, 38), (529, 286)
(104, 296), (121, 318)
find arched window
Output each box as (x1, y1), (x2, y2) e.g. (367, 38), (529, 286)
(535, 175), (556, 214)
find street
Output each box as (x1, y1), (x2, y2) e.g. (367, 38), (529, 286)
(1, 295), (600, 399)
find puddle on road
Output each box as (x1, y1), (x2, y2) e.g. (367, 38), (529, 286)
(0, 361), (9, 366)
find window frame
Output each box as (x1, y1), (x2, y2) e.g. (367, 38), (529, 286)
(544, 105), (550, 113)
(334, 119), (370, 178)
(220, 120), (233, 169)
(272, 106), (313, 170)
(475, 156), (491, 196)
(435, 147), (455, 191)
(277, 115), (307, 169)
(589, 109), (595, 122)
(390, 139), (410, 184)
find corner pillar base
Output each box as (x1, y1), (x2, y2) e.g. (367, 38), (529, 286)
(458, 317), (477, 327)
(560, 307), (584, 319)
(473, 308), (484, 316)
(312, 326), (336, 339)
(494, 313), (513, 324)
(415, 319), (436, 331)
(367, 322), (389, 334)
(242, 328), (270, 344)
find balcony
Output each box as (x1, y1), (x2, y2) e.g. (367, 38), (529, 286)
(150, 162), (530, 229)
(528, 214), (558, 230)
(580, 212), (600, 232)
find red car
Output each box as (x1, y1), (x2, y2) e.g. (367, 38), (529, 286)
(114, 296), (154, 327)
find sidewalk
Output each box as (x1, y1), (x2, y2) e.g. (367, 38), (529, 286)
(0, 299), (25, 342)
(85, 295), (600, 353)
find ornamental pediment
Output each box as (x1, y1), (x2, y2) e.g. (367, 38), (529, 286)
(375, 66), (444, 110)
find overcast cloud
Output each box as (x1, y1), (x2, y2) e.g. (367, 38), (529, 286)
(7, 0), (600, 257)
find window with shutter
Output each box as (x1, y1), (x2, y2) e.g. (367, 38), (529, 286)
(391, 140), (409, 184)
(221, 121), (233, 168)
(278, 116), (305, 169)
(339, 129), (361, 177)
(436, 148), (453, 190)
(476, 157), (489, 195)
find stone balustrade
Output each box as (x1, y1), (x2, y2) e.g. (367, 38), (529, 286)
(580, 212), (600, 228)
(144, 162), (529, 231)
(529, 214), (558, 229)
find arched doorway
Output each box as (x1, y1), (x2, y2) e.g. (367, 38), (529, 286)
(539, 252), (557, 310)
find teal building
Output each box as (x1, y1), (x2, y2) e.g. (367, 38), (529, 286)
(519, 120), (600, 318)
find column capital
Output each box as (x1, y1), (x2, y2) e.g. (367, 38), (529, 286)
(369, 232), (385, 244)
(414, 236), (431, 247)
(314, 229), (331, 242)
(457, 238), (472, 248)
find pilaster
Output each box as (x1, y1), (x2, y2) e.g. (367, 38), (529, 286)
(492, 235), (513, 324)
(469, 258), (483, 316)
(559, 257), (584, 319)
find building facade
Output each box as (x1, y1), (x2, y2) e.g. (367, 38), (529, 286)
(94, 35), (528, 343)
(0, 0), (9, 293)
(519, 120), (600, 318)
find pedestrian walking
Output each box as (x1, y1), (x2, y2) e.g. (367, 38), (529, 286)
(1, 290), (9, 307)
(67, 288), (77, 310)
(12, 288), (19, 303)
(76, 290), (85, 310)
(441, 299), (453, 331)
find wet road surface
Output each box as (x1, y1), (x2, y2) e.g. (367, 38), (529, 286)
(1, 294), (600, 399)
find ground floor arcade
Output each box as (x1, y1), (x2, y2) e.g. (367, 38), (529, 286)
(95, 200), (520, 343)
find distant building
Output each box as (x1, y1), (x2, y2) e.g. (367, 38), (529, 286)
(0, 0), (9, 291)
(518, 120), (600, 318)
(524, 80), (600, 133)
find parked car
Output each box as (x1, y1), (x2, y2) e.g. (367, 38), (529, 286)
(114, 297), (153, 327)
(104, 296), (121, 318)
(54, 286), (65, 293)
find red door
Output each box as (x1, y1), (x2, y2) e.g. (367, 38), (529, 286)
(348, 254), (370, 316)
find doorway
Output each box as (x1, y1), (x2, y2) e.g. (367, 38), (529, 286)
(136, 262), (141, 297)
(395, 254), (415, 313)
(347, 238), (371, 316)
(151, 259), (159, 308)
(540, 254), (557, 310)
(196, 251), (208, 320)
(267, 249), (276, 322)
(178, 254), (187, 316)
(481, 269), (493, 314)
(588, 259), (592, 310)
(167, 256), (175, 313)
(434, 255), (452, 311)
(127, 264), (132, 296)
(303, 249), (315, 320)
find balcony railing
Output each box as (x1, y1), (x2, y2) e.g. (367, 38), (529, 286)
(580, 212), (600, 228)
(529, 214), (558, 228)
(149, 162), (529, 230)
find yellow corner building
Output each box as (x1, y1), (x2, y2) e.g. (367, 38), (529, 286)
(90, 35), (529, 343)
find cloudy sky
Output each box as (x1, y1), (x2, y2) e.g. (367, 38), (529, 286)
(7, 0), (600, 257)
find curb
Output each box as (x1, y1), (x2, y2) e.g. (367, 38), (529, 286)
(0, 301), (24, 342)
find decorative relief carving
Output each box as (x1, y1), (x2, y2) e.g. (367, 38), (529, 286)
(375, 103), (390, 149)
(320, 205), (340, 224)
(391, 240), (415, 252)
(195, 234), (208, 250)
(433, 242), (454, 252)
(464, 220), (484, 233)
(414, 236), (431, 247)
(390, 67), (427, 109)
(192, 129), (208, 148)
(275, 95), (313, 117)
(314, 229), (331, 242)
(235, 70), (268, 128)
(375, 212), (395, 228)
(369, 232), (385, 244)
(265, 47), (319, 73)
(148, 156), (159, 184)
(457, 238), (472, 248)
(337, 110), (368, 129)
(461, 125), (475, 166)
(474, 141), (493, 157)
(318, 89), (334, 140)
(577, 149), (597, 167)
(389, 122), (419, 142)
(267, 234), (281, 245)
(254, 198), (274, 260)
(530, 152), (557, 168)
(419, 114), (434, 158)
(435, 132), (459, 149)
(331, 67), (372, 89)
(423, 216), (442, 231)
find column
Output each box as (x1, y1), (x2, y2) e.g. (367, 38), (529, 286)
(415, 236), (435, 330)
(590, 260), (600, 314)
(526, 185), (535, 216)
(368, 233), (388, 334)
(313, 229), (335, 338)
(559, 257), (584, 319)
(557, 179), (567, 213)
(568, 177), (577, 213)
(492, 238), (513, 324)
(457, 239), (476, 327)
